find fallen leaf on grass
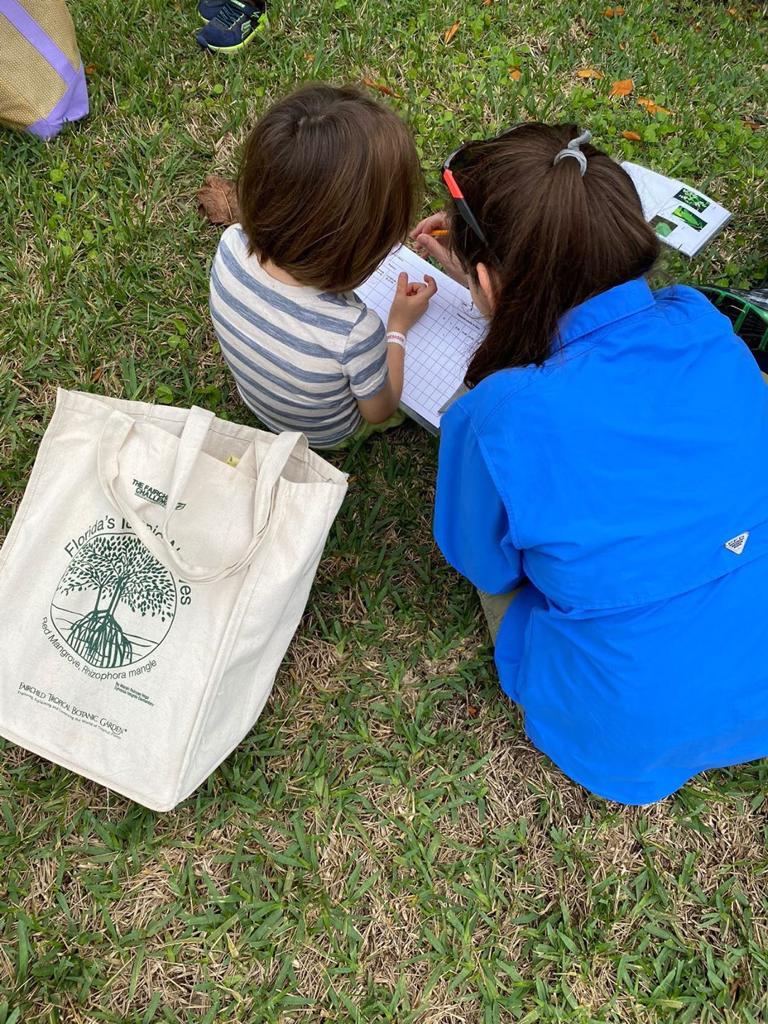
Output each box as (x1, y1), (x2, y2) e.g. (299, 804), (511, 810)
(92, 366), (104, 383)
(621, 130), (642, 141)
(637, 96), (671, 115)
(576, 68), (604, 79)
(361, 77), (401, 98)
(85, 63), (97, 75)
(467, 705), (479, 719)
(603, 5), (626, 15)
(742, 117), (764, 131)
(651, 30), (662, 43)
(197, 175), (240, 226)
(444, 21), (460, 44)
(509, 67), (522, 80)
(610, 78), (634, 97)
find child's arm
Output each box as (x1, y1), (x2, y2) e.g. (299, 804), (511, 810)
(357, 272), (437, 424)
(410, 211), (468, 286)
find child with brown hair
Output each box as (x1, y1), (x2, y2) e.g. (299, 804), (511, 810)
(420, 122), (768, 805)
(209, 84), (436, 448)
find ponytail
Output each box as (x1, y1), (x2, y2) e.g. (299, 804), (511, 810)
(448, 124), (660, 386)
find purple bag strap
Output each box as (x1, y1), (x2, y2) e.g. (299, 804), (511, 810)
(1, 0), (79, 85)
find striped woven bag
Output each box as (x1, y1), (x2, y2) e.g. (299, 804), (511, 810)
(0, 0), (89, 139)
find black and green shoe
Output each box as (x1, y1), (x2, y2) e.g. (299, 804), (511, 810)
(196, 0), (266, 52)
(697, 285), (768, 371)
(197, 0), (225, 22)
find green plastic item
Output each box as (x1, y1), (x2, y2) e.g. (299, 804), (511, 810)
(696, 285), (768, 370)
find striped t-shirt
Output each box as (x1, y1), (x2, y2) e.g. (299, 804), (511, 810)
(209, 225), (388, 447)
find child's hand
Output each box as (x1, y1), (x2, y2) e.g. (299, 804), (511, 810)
(411, 210), (449, 240)
(410, 211), (468, 286)
(387, 273), (437, 335)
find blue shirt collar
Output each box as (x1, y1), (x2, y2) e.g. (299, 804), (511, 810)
(558, 277), (655, 346)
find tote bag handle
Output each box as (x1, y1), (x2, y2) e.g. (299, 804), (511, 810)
(97, 407), (307, 583)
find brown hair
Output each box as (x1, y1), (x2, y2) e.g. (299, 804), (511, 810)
(237, 84), (422, 292)
(447, 123), (660, 385)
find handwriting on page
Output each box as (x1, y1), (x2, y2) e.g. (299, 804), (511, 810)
(356, 247), (486, 429)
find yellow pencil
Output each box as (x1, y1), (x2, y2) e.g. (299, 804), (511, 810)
(431, 229), (449, 238)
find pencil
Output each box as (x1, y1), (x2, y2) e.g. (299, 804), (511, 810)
(431, 229), (449, 238)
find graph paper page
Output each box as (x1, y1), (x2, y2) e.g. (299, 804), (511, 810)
(356, 247), (485, 431)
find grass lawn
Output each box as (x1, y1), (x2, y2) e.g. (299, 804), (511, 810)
(1, 0), (768, 1020)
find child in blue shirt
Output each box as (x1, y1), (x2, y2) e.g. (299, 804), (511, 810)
(418, 124), (768, 804)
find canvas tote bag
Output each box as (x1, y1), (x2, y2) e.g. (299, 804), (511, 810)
(0, 390), (347, 810)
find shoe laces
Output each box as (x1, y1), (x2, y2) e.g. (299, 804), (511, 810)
(216, 0), (247, 27)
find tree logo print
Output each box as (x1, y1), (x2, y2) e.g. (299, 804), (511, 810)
(51, 533), (177, 669)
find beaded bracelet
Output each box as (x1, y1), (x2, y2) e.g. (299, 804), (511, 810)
(386, 331), (407, 349)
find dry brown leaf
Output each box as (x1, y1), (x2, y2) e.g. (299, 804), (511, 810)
(361, 77), (401, 98)
(637, 96), (671, 115)
(467, 705), (480, 719)
(603, 5), (626, 16)
(651, 30), (662, 43)
(85, 63), (97, 75)
(621, 130), (642, 141)
(509, 67), (522, 81)
(610, 78), (634, 97)
(576, 68), (604, 80)
(483, 0), (493, 5)
(197, 175), (240, 226)
(92, 366), (104, 383)
(742, 117), (764, 131)
(444, 21), (460, 44)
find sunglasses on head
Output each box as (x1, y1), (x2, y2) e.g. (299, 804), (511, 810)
(441, 124), (524, 248)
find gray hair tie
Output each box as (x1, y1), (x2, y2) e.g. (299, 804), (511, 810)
(553, 129), (592, 176)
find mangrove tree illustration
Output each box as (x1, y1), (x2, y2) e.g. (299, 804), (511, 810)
(54, 534), (176, 668)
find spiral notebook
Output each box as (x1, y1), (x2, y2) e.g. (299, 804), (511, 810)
(356, 247), (484, 432)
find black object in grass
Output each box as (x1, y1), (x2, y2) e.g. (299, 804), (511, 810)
(696, 285), (768, 371)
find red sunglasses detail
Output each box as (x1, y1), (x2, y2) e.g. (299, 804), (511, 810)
(442, 168), (465, 201)
(441, 125), (526, 252)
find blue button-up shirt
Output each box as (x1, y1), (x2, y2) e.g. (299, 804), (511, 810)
(435, 279), (768, 804)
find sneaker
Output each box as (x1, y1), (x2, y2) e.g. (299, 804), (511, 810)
(196, 0), (266, 52)
(197, 0), (226, 22)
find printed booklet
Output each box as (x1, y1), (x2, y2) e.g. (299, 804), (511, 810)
(621, 161), (731, 257)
